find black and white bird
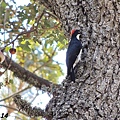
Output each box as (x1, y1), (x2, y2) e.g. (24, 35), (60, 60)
(66, 29), (82, 82)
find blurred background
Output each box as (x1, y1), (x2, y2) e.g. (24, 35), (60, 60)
(0, 0), (68, 119)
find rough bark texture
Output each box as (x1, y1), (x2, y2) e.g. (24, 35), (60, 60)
(39, 0), (120, 120)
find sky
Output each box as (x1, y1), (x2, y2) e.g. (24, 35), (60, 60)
(0, 0), (67, 119)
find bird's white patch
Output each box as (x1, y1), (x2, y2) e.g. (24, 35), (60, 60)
(73, 49), (82, 68)
(76, 34), (80, 40)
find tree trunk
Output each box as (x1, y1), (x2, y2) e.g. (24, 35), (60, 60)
(40, 0), (120, 119)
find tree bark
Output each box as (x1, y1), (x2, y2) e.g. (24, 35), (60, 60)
(39, 0), (120, 119)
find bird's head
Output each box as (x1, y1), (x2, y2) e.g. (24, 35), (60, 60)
(70, 29), (81, 40)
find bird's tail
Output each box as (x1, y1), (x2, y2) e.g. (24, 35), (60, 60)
(70, 68), (75, 82)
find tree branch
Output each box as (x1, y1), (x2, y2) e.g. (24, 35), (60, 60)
(13, 95), (52, 120)
(2, 56), (59, 90)
(0, 86), (31, 102)
(2, 29), (36, 51)
(0, 104), (29, 117)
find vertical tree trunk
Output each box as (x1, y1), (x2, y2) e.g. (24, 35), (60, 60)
(42, 0), (120, 119)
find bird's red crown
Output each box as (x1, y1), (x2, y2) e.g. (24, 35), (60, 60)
(70, 29), (76, 36)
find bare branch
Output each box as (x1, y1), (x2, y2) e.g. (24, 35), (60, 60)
(2, 56), (60, 90)
(2, 29), (36, 51)
(0, 104), (29, 117)
(30, 89), (39, 104)
(0, 86), (31, 102)
(44, 10), (59, 20)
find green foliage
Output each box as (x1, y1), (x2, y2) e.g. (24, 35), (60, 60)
(0, 0), (67, 83)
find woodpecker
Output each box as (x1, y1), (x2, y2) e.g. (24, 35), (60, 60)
(66, 29), (82, 82)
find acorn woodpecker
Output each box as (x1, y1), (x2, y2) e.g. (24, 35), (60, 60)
(66, 29), (82, 82)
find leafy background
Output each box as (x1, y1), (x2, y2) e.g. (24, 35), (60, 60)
(0, 0), (68, 119)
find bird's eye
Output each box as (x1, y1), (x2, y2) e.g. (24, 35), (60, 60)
(76, 34), (80, 40)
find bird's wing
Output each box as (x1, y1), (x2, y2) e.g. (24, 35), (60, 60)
(66, 43), (81, 68)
